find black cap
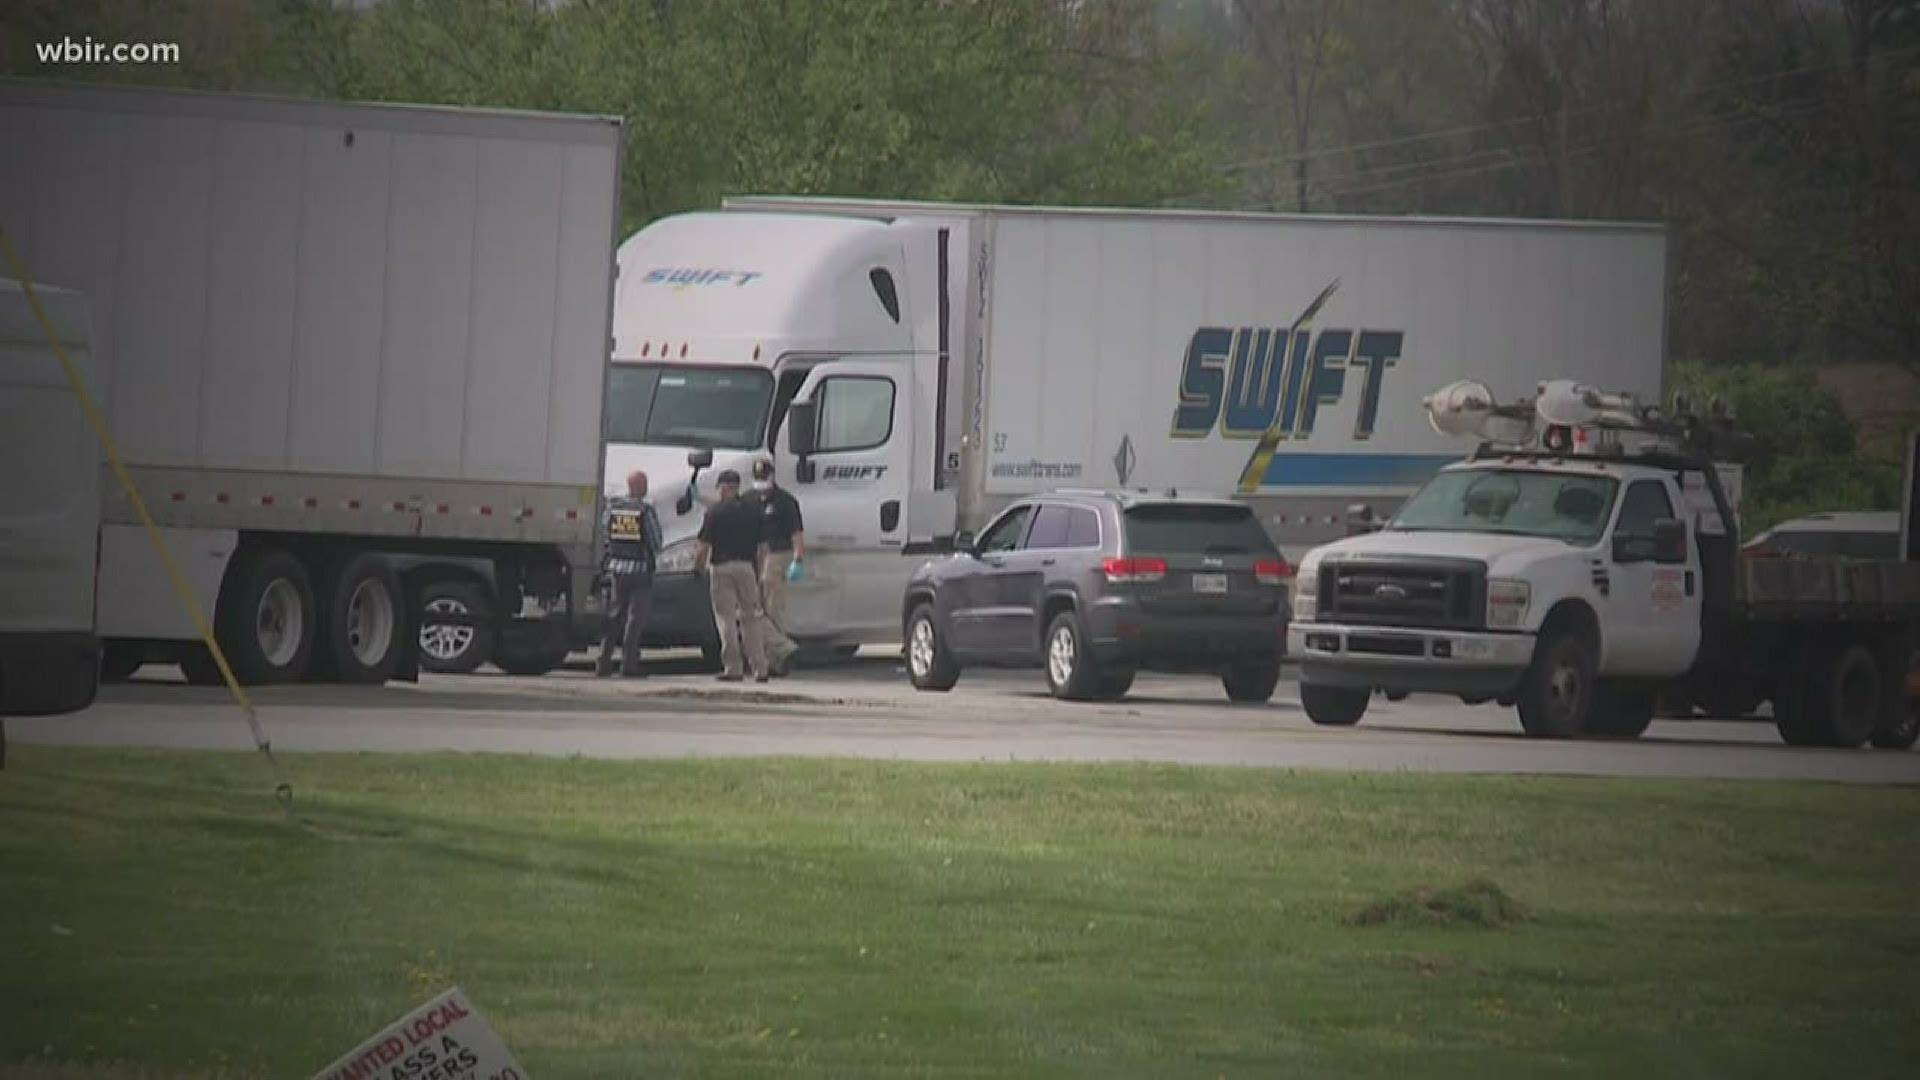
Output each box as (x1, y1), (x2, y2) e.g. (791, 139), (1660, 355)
(716, 469), (742, 485)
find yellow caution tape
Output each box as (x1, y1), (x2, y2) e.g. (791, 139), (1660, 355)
(1, 228), (291, 810)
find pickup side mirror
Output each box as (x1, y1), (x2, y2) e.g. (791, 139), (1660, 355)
(1613, 518), (1689, 564)
(953, 530), (976, 556)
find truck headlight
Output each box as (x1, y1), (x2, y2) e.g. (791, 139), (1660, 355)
(1486, 579), (1531, 629)
(655, 539), (699, 574)
(1292, 567), (1318, 622)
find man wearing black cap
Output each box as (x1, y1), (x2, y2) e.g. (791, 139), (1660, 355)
(694, 469), (770, 682)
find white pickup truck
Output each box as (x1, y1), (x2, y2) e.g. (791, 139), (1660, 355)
(1288, 379), (1920, 750)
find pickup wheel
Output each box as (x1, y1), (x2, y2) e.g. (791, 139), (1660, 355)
(1517, 628), (1596, 739)
(1043, 611), (1102, 701)
(1590, 683), (1656, 739)
(905, 605), (960, 691)
(1800, 642), (1880, 749)
(1301, 684), (1368, 726)
(1222, 662), (1281, 703)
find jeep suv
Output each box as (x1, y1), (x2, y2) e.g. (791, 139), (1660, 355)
(901, 491), (1291, 701)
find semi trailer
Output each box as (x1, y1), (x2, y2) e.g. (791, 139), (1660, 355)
(0, 81), (623, 683)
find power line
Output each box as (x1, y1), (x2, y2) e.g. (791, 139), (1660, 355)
(1210, 43), (1920, 177)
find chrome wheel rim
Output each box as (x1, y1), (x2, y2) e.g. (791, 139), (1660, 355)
(1048, 624), (1076, 686)
(1548, 658), (1582, 725)
(345, 578), (396, 666)
(256, 579), (303, 668)
(909, 618), (935, 678)
(419, 597), (475, 662)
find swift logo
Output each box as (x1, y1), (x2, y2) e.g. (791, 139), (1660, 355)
(642, 268), (763, 289)
(822, 465), (887, 482)
(1169, 280), (1403, 443)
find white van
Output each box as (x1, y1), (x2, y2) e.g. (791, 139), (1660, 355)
(0, 279), (102, 730)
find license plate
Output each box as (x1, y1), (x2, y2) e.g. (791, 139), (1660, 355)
(1192, 572), (1228, 595)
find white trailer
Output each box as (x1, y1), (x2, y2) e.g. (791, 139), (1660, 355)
(602, 197), (1667, 657)
(0, 81), (622, 683)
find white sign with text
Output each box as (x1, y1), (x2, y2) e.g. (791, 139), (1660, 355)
(312, 987), (526, 1080)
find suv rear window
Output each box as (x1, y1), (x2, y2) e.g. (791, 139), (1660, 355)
(1124, 504), (1274, 555)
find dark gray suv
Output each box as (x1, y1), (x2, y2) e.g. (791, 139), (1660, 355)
(901, 491), (1292, 701)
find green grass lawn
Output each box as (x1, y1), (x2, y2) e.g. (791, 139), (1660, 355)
(1, 747), (1916, 1078)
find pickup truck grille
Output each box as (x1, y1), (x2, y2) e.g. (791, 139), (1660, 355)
(1319, 560), (1486, 630)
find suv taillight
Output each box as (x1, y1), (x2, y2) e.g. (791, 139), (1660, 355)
(1103, 556), (1168, 583)
(1253, 558), (1291, 585)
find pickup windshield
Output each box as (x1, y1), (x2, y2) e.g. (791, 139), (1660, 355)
(606, 363), (772, 450)
(1389, 469), (1619, 546)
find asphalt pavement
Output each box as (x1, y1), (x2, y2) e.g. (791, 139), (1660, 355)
(9, 649), (1919, 784)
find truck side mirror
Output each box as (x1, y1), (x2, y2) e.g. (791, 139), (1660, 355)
(953, 530), (976, 556)
(787, 400), (817, 457)
(687, 448), (713, 469)
(677, 448), (713, 515)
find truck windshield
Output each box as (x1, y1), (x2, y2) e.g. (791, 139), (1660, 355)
(1389, 469), (1619, 546)
(606, 364), (772, 450)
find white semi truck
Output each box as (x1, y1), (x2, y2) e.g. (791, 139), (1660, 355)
(602, 197), (1670, 657)
(0, 81), (623, 683)
(1288, 379), (1920, 749)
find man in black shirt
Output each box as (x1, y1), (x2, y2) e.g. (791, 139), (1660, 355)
(695, 470), (770, 682)
(748, 456), (804, 674)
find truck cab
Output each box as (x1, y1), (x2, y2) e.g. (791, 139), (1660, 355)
(601, 211), (963, 654)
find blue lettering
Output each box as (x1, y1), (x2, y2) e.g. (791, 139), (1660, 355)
(1277, 328), (1311, 438)
(1171, 328), (1231, 437)
(1222, 329), (1284, 438)
(1350, 330), (1403, 439)
(1298, 330), (1352, 436)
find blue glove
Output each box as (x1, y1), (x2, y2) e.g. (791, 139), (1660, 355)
(786, 557), (804, 582)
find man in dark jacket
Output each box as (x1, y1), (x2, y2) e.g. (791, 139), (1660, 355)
(597, 469), (663, 678)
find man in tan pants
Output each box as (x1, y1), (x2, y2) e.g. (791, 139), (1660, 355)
(695, 470), (770, 682)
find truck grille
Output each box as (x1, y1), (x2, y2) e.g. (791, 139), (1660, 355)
(1319, 560), (1486, 630)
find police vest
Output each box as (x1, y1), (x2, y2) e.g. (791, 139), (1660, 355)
(607, 505), (653, 564)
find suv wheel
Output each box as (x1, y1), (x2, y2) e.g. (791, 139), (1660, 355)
(1094, 668), (1135, 701)
(1222, 661), (1280, 703)
(1301, 684), (1368, 726)
(906, 605), (960, 691)
(1043, 610), (1101, 701)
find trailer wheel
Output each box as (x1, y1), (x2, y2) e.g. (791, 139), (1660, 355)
(1517, 627), (1596, 739)
(1590, 683), (1656, 739)
(214, 547), (316, 684)
(416, 580), (494, 675)
(319, 554), (403, 684)
(1301, 684), (1368, 726)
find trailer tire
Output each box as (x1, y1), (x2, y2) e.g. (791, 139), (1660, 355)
(1301, 684), (1368, 726)
(319, 554), (403, 684)
(1517, 627), (1596, 739)
(1590, 683), (1656, 739)
(215, 546), (316, 685)
(416, 580), (494, 675)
